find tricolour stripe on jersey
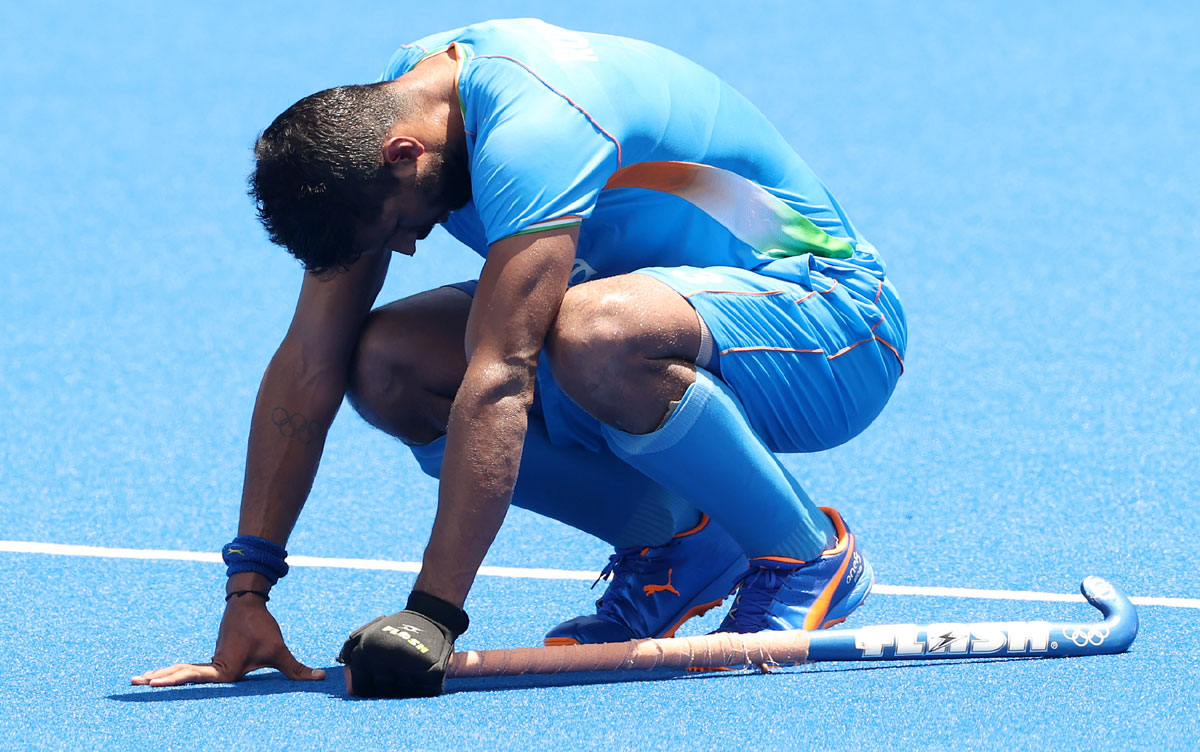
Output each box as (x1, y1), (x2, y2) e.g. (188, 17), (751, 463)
(603, 161), (855, 261)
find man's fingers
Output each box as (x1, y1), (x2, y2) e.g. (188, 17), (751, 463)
(130, 663), (199, 685)
(130, 663), (223, 687)
(273, 648), (326, 681)
(130, 665), (175, 684)
(131, 654), (325, 688)
(148, 666), (217, 687)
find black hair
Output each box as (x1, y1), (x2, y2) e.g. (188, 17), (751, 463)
(248, 82), (414, 274)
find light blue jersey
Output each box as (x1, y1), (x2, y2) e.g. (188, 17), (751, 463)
(382, 18), (871, 286)
(386, 19), (904, 456)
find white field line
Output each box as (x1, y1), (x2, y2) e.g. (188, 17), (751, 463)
(0, 540), (597, 582)
(2, 539), (1198, 609)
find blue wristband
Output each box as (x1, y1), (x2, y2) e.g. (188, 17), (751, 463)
(222, 535), (289, 585)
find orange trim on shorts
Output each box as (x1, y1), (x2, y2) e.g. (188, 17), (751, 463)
(719, 345), (826, 356)
(794, 279), (839, 303)
(685, 289), (789, 299)
(682, 275), (904, 374)
(826, 336), (876, 360)
(875, 336), (905, 373)
(720, 327), (905, 374)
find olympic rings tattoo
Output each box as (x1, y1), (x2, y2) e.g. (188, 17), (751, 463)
(272, 407), (315, 445)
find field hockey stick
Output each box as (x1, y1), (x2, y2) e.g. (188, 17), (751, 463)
(445, 576), (1137, 678)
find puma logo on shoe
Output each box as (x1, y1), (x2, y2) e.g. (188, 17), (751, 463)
(644, 569), (681, 597)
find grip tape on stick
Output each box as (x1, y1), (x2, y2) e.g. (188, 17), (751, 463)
(447, 630), (810, 678)
(446, 577), (1137, 679)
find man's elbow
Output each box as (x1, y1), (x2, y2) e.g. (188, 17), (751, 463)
(459, 358), (537, 414)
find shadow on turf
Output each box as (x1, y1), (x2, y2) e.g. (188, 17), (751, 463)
(105, 656), (1047, 701)
(105, 664), (749, 702)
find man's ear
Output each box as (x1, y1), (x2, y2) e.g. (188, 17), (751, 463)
(382, 135), (425, 173)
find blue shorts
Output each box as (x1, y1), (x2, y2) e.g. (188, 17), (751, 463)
(446, 246), (906, 454)
(638, 247), (906, 452)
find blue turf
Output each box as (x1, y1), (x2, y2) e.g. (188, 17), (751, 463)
(4, 555), (1199, 749)
(2, 0), (1198, 749)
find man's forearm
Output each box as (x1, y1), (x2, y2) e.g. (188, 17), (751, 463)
(408, 227), (577, 608)
(413, 375), (533, 607)
(237, 348), (346, 546)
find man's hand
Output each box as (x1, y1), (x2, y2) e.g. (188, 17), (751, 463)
(130, 594), (325, 687)
(337, 591), (468, 698)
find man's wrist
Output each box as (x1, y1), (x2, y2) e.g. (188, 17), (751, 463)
(226, 571), (273, 595)
(406, 590), (470, 639)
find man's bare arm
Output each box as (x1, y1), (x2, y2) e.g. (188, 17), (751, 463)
(132, 251), (389, 687)
(237, 250), (391, 546)
(412, 227), (578, 607)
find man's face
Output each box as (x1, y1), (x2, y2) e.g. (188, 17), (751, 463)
(357, 144), (471, 258)
(366, 183), (445, 258)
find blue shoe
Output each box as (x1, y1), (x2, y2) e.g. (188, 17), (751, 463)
(716, 508), (873, 633)
(545, 515), (747, 645)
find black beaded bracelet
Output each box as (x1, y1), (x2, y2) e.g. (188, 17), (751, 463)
(225, 589), (271, 602)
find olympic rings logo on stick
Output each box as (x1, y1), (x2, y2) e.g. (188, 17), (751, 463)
(1061, 625), (1109, 647)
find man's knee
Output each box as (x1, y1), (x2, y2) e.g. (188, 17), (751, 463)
(545, 276), (699, 432)
(546, 282), (642, 400)
(346, 309), (425, 433)
(346, 288), (471, 443)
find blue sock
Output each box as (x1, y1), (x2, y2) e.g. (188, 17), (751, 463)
(602, 369), (835, 561)
(409, 416), (701, 547)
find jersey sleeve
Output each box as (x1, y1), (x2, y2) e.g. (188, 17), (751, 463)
(441, 202), (489, 254)
(464, 57), (620, 245)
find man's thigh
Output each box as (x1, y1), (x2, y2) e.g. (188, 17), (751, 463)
(450, 261), (906, 454)
(634, 262), (906, 453)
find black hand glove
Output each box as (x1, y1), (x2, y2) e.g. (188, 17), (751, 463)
(337, 591), (469, 698)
